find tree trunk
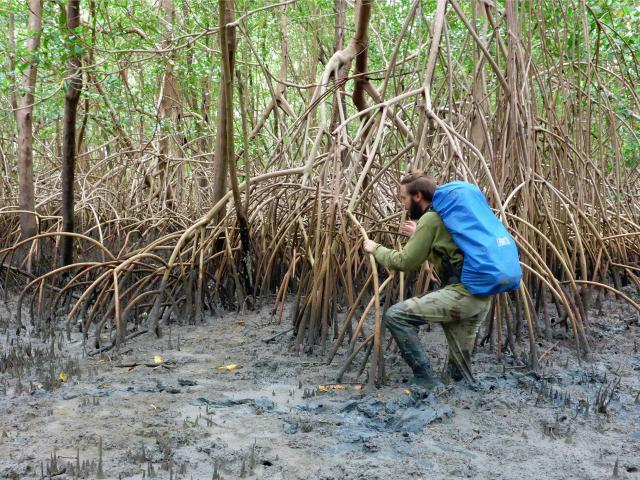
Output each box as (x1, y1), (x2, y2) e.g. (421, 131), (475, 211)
(61, 0), (83, 266)
(218, 0), (252, 295)
(333, 0), (346, 53)
(212, 0), (236, 222)
(313, 0), (373, 130)
(329, 0), (346, 130)
(156, 0), (180, 207)
(352, 0), (372, 114)
(16, 0), (43, 240)
(7, 13), (18, 115)
(469, 0), (489, 160)
(247, 5), (292, 142)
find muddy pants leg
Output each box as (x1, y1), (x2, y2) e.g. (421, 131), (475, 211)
(442, 299), (492, 382)
(383, 300), (439, 388)
(384, 287), (491, 383)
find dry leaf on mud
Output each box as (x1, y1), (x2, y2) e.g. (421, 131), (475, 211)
(58, 371), (67, 382)
(216, 364), (241, 371)
(318, 384), (347, 392)
(153, 355), (164, 364)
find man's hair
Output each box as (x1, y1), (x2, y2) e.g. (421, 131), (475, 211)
(400, 173), (437, 202)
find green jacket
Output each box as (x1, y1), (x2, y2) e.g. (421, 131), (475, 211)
(372, 210), (469, 295)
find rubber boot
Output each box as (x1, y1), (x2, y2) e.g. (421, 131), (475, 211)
(394, 329), (441, 391)
(411, 370), (440, 390)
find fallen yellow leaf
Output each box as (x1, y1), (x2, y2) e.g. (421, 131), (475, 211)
(98, 383), (109, 389)
(403, 389), (412, 395)
(216, 364), (241, 371)
(153, 355), (164, 364)
(58, 371), (67, 382)
(318, 384), (347, 392)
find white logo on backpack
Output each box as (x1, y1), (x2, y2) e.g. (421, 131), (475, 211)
(496, 236), (511, 247)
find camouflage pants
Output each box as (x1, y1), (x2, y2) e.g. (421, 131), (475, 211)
(383, 287), (492, 382)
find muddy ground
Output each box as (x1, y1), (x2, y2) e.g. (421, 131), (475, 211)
(0, 289), (639, 480)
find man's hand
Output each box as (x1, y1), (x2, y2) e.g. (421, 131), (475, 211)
(400, 220), (417, 237)
(363, 239), (378, 253)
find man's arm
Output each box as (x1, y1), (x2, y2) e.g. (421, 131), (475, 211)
(366, 214), (435, 272)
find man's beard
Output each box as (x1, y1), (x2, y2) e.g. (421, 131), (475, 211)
(408, 198), (425, 220)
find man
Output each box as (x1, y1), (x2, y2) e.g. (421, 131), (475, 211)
(363, 173), (491, 390)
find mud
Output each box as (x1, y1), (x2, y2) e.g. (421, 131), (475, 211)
(0, 290), (639, 479)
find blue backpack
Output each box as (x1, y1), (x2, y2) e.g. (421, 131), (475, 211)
(432, 181), (522, 295)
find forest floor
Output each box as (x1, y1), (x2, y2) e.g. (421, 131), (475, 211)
(0, 288), (639, 480)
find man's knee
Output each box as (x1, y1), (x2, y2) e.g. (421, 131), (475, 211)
(383, 302), (404, 328)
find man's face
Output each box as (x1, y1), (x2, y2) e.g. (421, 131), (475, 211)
(399, 185), (412, 210)
(399, 185), (424, 220)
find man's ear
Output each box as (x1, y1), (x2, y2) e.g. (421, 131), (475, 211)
(413, 192), (423, 203)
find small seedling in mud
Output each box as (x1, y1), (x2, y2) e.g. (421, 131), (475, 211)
(535, 387), (544, 406)
(96, 437), (105, 479)
(564, 429), (573, 445)
(163, 460), (178, 477)
(542, 413), (570, 440)
(564, 393), (572, 407)
(147, 461), (155, 478)
(595, 415), (608, 434)
(131, 443), (148, 463)
(212, 459), (223, 480)
(46, 447), (66, 477)
(576, 398), (590, 417)
(595, 377), (621, 414)
(613, 458), (619, 478)
(247, 440), (256, 474)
